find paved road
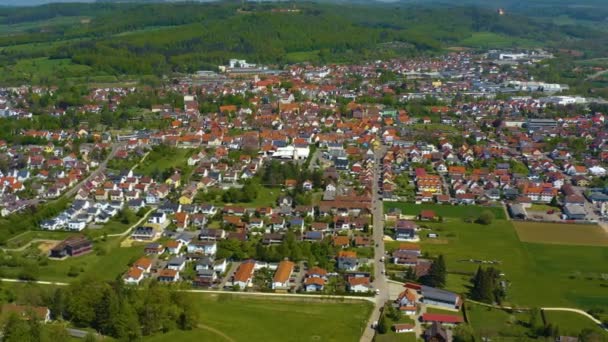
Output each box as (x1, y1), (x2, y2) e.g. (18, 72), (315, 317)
(360, 145), (389, 342)
(0, 278), (69, 286)
(219, 262), (240, 289)
(307, 148), (321, 172)
(64, 143), (123, 198)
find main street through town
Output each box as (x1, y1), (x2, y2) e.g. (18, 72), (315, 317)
(360, 145), (389, 342)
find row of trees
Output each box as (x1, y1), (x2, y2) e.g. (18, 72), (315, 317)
(217, 231), (339, 271)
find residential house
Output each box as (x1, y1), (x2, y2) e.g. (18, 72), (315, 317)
(271, 260), (295, 291)
(347, 276), (372, 293)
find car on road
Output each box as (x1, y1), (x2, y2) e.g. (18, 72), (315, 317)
(375, 289), (380, 295)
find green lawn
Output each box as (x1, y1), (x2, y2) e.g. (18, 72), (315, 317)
(412, 218), (608, 310)
(465, 303), (533, 339)
(375, 331), (417, 342)
(384, 202), (506, 220)
(141, 329), (227, 342)
(0, 236), (144, 283)
(143, 294), (373, 342)
(543, 311), (608, 338)
(210, 186), (281, 208)
(136, 147), (194, 178)
(513, 221), (608, 247)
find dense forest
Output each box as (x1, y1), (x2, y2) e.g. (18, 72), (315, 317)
(0, 1), (607, 84)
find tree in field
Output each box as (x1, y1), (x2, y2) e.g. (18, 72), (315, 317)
(377, 314), (388, 334)
(470, 266), (493, 303)
(477, 210), (494, 225)
(470, 266), (505, 304)
(421, 254), (446, 288)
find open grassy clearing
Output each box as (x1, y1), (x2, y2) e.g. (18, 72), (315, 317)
(513, 221), (608, 246)
(136, 147), (194, 177)
(212, 186), (281, 208)
(544, 311), (608, 338)
(384, 202), (506, 220)
(0, 236), (144, 283)
(375, 331), (417, 342)
(285, 50), (320, 63)
(409, 217), (608, 310)
(465, 303), (533, 339)
(459, 32), (539, 48)
(1, 57), (93, 84)
(0, 16), (88, 35)
(143, 294), (373, 342)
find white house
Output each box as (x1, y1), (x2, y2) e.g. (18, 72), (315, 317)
(347, 277), (372, 293)
(123, 267), (144, 285)
(67, 221), (86, 231)
(186, 241), (217, 256)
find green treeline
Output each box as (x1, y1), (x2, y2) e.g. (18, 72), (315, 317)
(1, 2), (602, 80)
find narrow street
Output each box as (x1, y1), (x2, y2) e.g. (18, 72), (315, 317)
(360, 145), (389, 342)
(218, 262), (239, 289)
(64, 142), (123, 198)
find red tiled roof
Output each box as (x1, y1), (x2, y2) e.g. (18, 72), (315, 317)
(273, 260), (294, 283)
(421, 313), (463, 324)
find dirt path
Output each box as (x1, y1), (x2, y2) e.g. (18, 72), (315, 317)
(1, 239), (60, 252)
(198, 324), (236, 342)
(467, 299), (605, 328)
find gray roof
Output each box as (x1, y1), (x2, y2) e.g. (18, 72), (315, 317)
(509, 204), (526, 217)
(421, 285), (459, 304)
(564, 204), (586, 216)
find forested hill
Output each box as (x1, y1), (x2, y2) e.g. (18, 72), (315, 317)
(0, 1), (604, 81)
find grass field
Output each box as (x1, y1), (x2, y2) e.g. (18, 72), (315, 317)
(375, 331), (417, 342)
(528, 204), (557, 212)
(285, 50), (320, 63)
(465, 303), (533, 339)
(459, 32), (538, 48)
(543, 311), (608, 338)
(384, 202), (506, 220)
(0, 236), (144, 282)
(513, 221), (608, 247)
(213, 186), (281, 208)
(136, 147), (194, 177)
(143, 294), (373, 342)
(410, 217), (608, 310)
(1, 57), (93, 84)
